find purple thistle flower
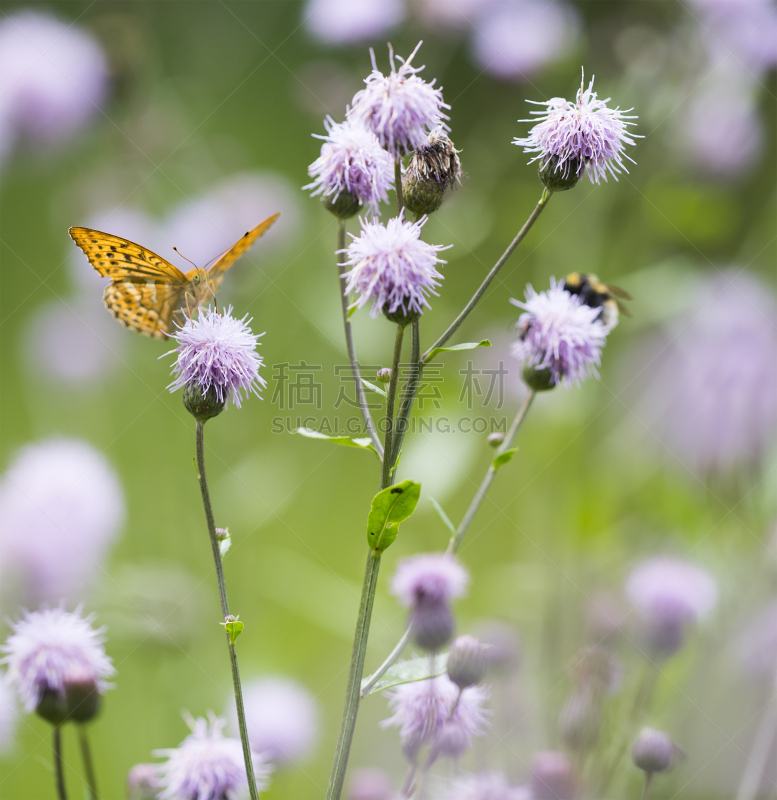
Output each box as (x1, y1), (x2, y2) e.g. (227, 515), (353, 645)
(303, 0), (404, 45)
(382, 674), (490, 761)
(514, 73), (639, 184)
(347, 768), (395, 800)
(529, 751), (577, 800)
(1, 606), (114, 714)
(348, 42), (450, 157)
(391, 553), (469, 607)
(626, 557), (718, 656)
(342, 212), (449, 321)
(510, 278), (610, 387)
(226, 677), (319, 765)
(443, 770), (524, 800)
(154, 713), (272, 800)
(305, 117), (394, 214)
(166, 306), (266, 409)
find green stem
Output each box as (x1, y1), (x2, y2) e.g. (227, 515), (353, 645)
(78, 727), (98, 800)
(391, 320), (420, 466)
(195, 421), (260, 800)
(362, 392), (536, 692)
(447, 391), (535, 554)
(337, 219), (383, 455)
(53, 726), (68, 800)
(382, 325), (405, 489)
(736, 688), (777, 800)
(325, 552), (382, 800)
(423, 191), (551, 360)
(642, 772), (654, 800)
(395, 159), (404, 214)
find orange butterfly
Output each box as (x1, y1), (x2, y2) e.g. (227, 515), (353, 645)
(69, 213), (280, 339)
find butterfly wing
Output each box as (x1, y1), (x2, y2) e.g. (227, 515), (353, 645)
(70, 227), (189, 338)
(204, 213), (280, 294)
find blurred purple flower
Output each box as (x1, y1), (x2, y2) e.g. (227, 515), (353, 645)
(382, 674), (490, 761)
(0, 438), (125, 606)
(0, 674), (17, 754)
(1, 606), (114, 714)
(305, 117), (394, 214)
(510, 279), (610, 387)
(348, 42), (450, 157)
(529, 751), (577, 800)
(347, 768), (395, 800)
(0, 10), (109, 150)
(417, 0), (499, 31)
(391, 553), (469, 607)
(626, 557), (718, 657)
(154, 713), (272, 800)
(227, 677), (319, 765)
(443, 770), (525, 800)
(303, 0), (404, 45)
(342, 212), (448, 319)
(472, 1), (580, 82)
(634, 270), (777, 474)
(514, 75), (639, 184)
(127, 763), (162, 800)
(167, 306), (266, 409)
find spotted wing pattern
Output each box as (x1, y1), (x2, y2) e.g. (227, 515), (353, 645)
(102, 280), (188, 339)
(203, 213), (280, 294)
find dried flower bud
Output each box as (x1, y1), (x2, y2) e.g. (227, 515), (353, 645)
(447, 635), (487, 688)
(183, 383), (226, 422)
(376, 368), (393, 384)
(487, 432), (504, 448)
(530, 750), (577, 800)
(410, 597), (455, 652)
(402, 129), (462, 216)
(632, 728), (678, 774)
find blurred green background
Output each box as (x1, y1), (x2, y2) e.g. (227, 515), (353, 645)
(1, 0), (776, 797)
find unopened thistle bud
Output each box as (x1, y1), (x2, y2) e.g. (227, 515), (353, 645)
(402, 129), (462, 216)
(410, 597), (455, 652)
(447, 635), (487, 688)
(376, 368), (392, 383)
(487, 432), (504, 447)
(632, 728), (679, 774)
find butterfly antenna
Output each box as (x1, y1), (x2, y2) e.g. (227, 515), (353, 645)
(204, 234), (249, 270)
(173, 246), (198, 269)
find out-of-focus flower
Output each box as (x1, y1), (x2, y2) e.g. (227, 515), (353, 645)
(1, 607), (114, 722)
(154, 713), (272, 800)
(471, 1), (580, 82)
(392, 553), (469, 607)
(305, 117), (394, 216)
(632, 728), (679, 774)
(447, 636), (487, 689)
(0, 438), (125, 606)
(529, 751), (576, 800)
(382, 675), (490, 761)
(514, 74), (639, 186)
(24, 298), (126, 387)
(127, 763), (162, 800)
(510, 279), (610, 389)
(302, 0), (404, 45)
(341, 212), (448, 324)
(626, 557), (718, 657)
(417, 0), (498, 31)
(0, 10), (109, 151)
(347, 768), (395, 800)
(634, 270), (777, 474)
(227, 677), (319, 765)
(472, 620), (522, 675)
(348, 42), (450, 157)
(167, 306), (266, 415)
(738, 599), (777, 681)
(442, 770), (524, 799)
(0, 674), (17, 754)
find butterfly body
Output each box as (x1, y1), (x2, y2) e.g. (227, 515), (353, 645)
(69, 213), (279, 339)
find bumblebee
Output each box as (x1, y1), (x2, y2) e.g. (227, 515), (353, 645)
(564, 272), (632, 327)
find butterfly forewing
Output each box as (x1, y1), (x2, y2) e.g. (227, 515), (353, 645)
(103, 281), (187, 339)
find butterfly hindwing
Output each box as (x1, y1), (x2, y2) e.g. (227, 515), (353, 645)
(103, 281), (187, 339)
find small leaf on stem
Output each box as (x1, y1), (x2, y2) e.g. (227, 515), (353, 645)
(361, 378), (387, 398)
(221, 615), (244, 646)
(294, 427), (379, 456)
(425, 339), (491, 362)
(366, 479), (421, 553)
(493, 449), (518, 469)
(361, 653), (449, 695)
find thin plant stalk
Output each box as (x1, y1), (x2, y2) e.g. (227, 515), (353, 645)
(362, 391), (536, 694)
(53, 725), (68, 800)
(423, 190), (551, 360)
(337, 218), (384, 456)
(642, 773), (654, 800)
(395, 159), (404, 213)
(391, 319), (420, 465)
(736, 688), (777, 800)
(326, 323), (406, 800)
(195, 421), (260, 800)
(78, 727), (98, 800)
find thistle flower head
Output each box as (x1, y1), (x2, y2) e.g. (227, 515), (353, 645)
(341, 212), (448, 323)
(514, 72), (639, 185)
(1, 606), (114, 714)
(154, 713), (272, 800)
(305, 117), (394, 215)
(510, 279), (610, 387)
(166, 306), (266, 411)
(382, 674), (490, 761)
(348, 42), (450, 157)
(391, 553), (469, 607)
(631, 728), (679, 775)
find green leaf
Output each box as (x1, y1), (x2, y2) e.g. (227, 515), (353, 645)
(218, 530), (232, 559)
(220, 615), (244, 646)
(347, 304), (358, 319)
(294, 427), (378, 456)
(430, 497), (456, 538)
(361, 378), (387, 398)
(425, 339), (491, 362)
(493, 448), (518, 469)
(361, 653), (448, 695)
(366, 479), (421, 553)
